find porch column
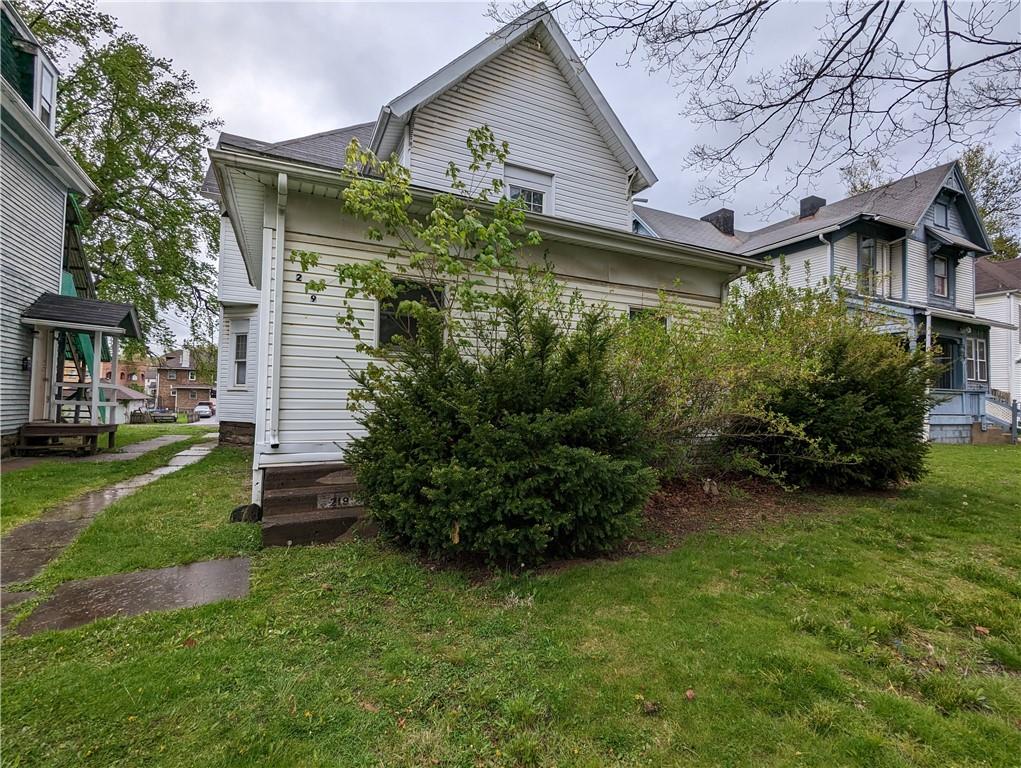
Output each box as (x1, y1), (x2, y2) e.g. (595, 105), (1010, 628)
(109, 336), (119, 425)
(91, 330), (102, 425)
(49, 329), (60, 421)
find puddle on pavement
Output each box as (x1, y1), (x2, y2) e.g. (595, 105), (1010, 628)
(16, 558), (250, 636)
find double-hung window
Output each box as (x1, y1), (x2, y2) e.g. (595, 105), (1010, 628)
(188, 370), (197, 381)
(38, 64), (55, 131)
(377, 283), (444, 347)
(965, 337), (987, 382)
(933, 255), (949, 298)
(504, 164), (552, 215)
(933, 202), (949, 228)
(167, 370), (177, 380)
(859, 238), (891, 297)
(234, 332), (248, 386)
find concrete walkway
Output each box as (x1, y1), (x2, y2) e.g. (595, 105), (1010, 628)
(1, 439), (217, 591)
(1, 432), (250, 635)
(0, 431), (216, 473)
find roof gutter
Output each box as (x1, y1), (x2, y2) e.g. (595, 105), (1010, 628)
(208, 147), (767, 274)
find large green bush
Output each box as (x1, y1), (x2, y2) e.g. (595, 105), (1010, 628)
(612, 268), (937, 490)
(347, 291), (657, 565)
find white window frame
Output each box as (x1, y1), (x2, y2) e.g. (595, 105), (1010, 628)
(233, 331), (248, 388)
(504, 164), (553, 215)
(966, 337), (987, 382)
(188, 370), (197, 381)
(933, 255), (949, 298)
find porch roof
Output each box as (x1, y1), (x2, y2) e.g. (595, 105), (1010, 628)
(926, 306), (1017, 331)
(21, 293), (142, 338)
(925, 226), (990, 255)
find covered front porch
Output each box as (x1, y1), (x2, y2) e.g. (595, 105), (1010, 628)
(18, 293), (142, 455)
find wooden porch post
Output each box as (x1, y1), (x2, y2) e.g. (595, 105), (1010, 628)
(110, 335), (119, 425)
(91, 330), (102, 426)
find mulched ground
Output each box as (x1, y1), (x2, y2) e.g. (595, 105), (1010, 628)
(626, 477), (827, 555)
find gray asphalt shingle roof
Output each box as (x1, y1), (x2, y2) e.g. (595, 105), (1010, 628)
(202, 123), (375, 198)
(21, 293), (142, 338)
(976, 257), (1021, 294)
(633, 205), (749, 253)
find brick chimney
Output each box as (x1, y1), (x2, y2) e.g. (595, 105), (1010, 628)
(700, 208), (735, 236)
(799, 195), (826, 219)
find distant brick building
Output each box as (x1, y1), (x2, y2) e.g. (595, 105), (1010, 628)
(100, 358), (153, 392)
(155, 348), (214, 413)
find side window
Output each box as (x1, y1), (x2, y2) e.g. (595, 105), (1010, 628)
(188, 370), (197, 381)
(504, 164), (552, 215)
(965, 337), (988, 382)
(167, 370), (177, 380)
(234, 332), (248, 386)
(378, 283), (443, 347)
(933, 256), (949, 298)
(628, 306), (668, 329)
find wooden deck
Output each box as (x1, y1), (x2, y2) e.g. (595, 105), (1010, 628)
(18, 422), (117, 456)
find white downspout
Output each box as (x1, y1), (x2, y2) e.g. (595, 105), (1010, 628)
(268, 172), (288, 448)
(720, 265), (748, 303)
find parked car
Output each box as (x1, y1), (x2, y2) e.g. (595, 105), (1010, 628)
(197, 400), (216, 415)
(193, 404), (212, 419)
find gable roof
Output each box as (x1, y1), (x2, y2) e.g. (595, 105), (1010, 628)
(21, 293), (141, 337)
(736, 162), (993, 256)
(634, 204), (749, 252)
(369, 3), (656, 193)
(976, 257), (1021, 295)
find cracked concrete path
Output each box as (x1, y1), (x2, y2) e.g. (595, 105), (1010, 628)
(0, 441), (216, 592)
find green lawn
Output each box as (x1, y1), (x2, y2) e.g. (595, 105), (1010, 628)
(2, 444), (1019, 767)
(0, 423), (216, 534)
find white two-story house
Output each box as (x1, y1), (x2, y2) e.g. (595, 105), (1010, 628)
(975, 257), (1021, 421)
(204, 4), (768, 543)
(635, 163), (1017, 443)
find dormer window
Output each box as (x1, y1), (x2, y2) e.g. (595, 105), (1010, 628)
(933, 202), (948, 228)
(504, 164), (552, 215)
(933, 255), (949, 297)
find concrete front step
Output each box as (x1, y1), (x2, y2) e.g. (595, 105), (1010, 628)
(261, 507), (370, 547)
(971, 422), (1014, 445)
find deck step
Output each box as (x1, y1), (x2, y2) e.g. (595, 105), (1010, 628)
(262, 463), (353, 491)
(262, 484), (362, 518)
(261, 507), (371, 547)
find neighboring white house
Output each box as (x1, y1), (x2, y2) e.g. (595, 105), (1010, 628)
(975, 257), (1021, 413)
(204, 4), (768, 539)
(1, 0), (141, 455)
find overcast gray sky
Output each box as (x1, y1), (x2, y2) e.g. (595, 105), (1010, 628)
(99, 1), (1019, 222)
(98, 1), (1017, 341)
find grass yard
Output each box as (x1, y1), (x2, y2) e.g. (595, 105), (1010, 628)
(0, 423), (216, 534)
(2, 444), (1019, 767)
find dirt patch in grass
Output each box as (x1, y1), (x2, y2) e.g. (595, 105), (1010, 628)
(627, 478), (832, 554)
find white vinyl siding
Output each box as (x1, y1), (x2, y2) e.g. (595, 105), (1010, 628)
(0, 135), (65, 434)
(218, 215), (260, 303)
(976, 293), (1020, 402)
(832, 234), (858, 287)
(256, 193), (727, 463)
(771, 244), (829, 289)
(955, 255), (975, 312)
(409, 34), (633, 231)
(217, 307), (259, 424)
(906, 239), (929, 304)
